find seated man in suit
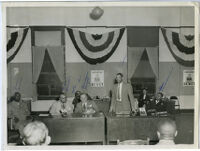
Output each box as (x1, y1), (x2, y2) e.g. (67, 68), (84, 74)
(8, 92), (32, 135)
(138, 88), (150, 108)
(156, 118), (177, 145)
(72, 90), (81, 111)
(154, 92), (169, 112)
(22, 121), (51, 146)
(49, 93), (74, 116)
(74, 93), (99, 114)
(109, 73), (138, 114)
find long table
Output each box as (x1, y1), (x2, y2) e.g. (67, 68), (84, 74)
(33, 113), (193, 145)
(106, 113), (194, 144)
(36, 113), (105, 144)
(106, 115), (168, 144)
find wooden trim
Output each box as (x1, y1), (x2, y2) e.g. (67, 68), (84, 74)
(179, 109), (194, 113)
(6, 25), (194, 29)
(30, 26), (65, 46)
(31, 26), (66, 100)
(63, 28), (67, 96)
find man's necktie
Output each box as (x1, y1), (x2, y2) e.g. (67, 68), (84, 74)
(143, 95), (146, 100)
(117, 84), (120, 100)
(62, 103), (65, 109)
(83, 103), (87, 111)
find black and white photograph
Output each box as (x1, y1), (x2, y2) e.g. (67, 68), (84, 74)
(2, 1), (199, 149)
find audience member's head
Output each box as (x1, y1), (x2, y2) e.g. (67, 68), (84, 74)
(22, 121), (51, 146)
(116, 73), (123, 84)
(59, 93), (66, 103)
(157, 118), (177, 141)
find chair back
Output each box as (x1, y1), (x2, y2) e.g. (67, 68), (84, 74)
(170, 96), (180, 112)
(118, 138), (150, 145)
(170, 96), (180, 106)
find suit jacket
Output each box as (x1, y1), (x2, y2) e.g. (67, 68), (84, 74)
(138, 94), (150, 107)
(74, 100), (99, 114)
(49, 101), (74, 115)
(7, 100), (30, 133)
(110, 82), (137, 113)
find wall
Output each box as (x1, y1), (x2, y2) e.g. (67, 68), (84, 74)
(6, 6), (194, 109)
(158, 26), (194, 109)
(7, 7), (182, 26)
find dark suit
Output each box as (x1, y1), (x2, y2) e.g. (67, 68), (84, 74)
(110, 82), (137, 113)
(138, 94), (150, 107)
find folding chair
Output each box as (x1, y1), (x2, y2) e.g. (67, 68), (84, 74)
(117, 138), (150, 145)
(170, 96), (180, 113)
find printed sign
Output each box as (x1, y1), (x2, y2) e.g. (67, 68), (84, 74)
(183, 70), (194, 86)
(91, 70), (104, 87)
(139, 107), (147, 116)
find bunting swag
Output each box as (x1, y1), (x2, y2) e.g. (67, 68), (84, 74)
(67, 28), (125, 64)
(7, 28), (29, 63)
(161, 28), (194, 67)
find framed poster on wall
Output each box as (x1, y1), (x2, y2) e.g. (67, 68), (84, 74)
(183, 70), (194, 86)
(91, 70), (104, 87)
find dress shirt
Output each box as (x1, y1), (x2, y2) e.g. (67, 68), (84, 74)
(49, 101), (74, 115)
(143, 94), (146, 100)
(116, 82), (122, 102)
(156, 140), (175, 145)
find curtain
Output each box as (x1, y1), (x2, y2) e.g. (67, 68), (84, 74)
(146, 47), (159, 78)
(32, 46), (46, 83)
(128, 47), (145, 80)
(32, 46), (46, 101)
(47, 46), (65, 83)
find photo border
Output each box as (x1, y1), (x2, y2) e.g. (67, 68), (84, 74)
(1, 1), (199, 150)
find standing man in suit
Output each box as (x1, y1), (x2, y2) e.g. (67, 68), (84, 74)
(109, 73), (138, 114)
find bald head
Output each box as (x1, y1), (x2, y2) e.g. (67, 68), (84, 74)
(157, 118), (177, 140)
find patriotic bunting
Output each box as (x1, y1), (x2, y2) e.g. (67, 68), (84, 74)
(67, 28), (125, 65)
(7, 28), (29, 63)
(161, 28), (194, 67)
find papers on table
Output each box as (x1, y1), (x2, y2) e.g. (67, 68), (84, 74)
(39, 113), (49, 117)
(115, 112), (130, 117)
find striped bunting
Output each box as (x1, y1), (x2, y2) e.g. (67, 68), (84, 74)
(161, 28), (194, 67)
(7, 28), (29, 63)
(67, 28), (125, 64)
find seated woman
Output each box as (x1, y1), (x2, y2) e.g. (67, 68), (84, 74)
(74, 93), (99, 114)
